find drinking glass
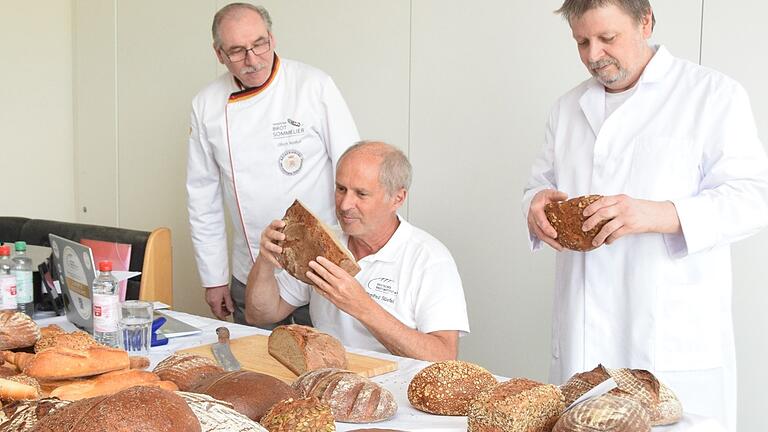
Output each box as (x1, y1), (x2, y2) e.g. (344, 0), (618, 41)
(119, 300), (153, 356)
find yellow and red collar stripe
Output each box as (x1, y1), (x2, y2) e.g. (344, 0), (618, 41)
(228, 54), (281, 103)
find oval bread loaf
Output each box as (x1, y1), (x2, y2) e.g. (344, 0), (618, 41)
(153, 353), (224, 391)
(467, 377), (565, 432)
(268, 324), (347, 376)
(293, 368), (397, 423)
(553, 394), (651, 432)
(407, 360), (497, 415)
(0, 312), (40, 351)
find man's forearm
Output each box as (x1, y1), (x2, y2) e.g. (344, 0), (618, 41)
(244, 256), (290, 326)
(356, 304), (457, 361)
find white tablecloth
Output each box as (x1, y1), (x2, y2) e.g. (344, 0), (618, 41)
(36, 311), (726, 432)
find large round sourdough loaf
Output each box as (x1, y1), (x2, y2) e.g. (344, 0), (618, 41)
(407, 360), (497, 416)
(29, 386), (201, 432)
(544, 194), (605, 251)
(467, 377), (565, 432)
(0, 312), (40, 351)
(259, 396), (335, 432)
(553, 394), (651, 432)
(293, 368), (397, 423)
(191, 370), (299, 421)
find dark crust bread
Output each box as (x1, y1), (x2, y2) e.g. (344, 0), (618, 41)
(191, 370), (299, 422)
(277, 199), (360, 284)
(544, 194), (605, 251)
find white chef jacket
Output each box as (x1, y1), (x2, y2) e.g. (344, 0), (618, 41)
(523, 46), (768, 427)
(276, 217), (470, 354)
(187, 56), (359, 287)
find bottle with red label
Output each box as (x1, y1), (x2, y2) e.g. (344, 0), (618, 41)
(92, 260), (119, 347)
(0, 245), (18, 312)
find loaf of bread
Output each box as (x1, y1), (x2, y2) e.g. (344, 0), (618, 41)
(544, 194), (606, 251)
(293, 368), (397, 423)
(553, 394), (651, 432)
(259, 397), (335, 432)
(153, 353), (224, 391)
(178, 392), (269, 432)
(0, 398), (70, 432)
(268, 324), (348, 376)
(34, 330), (99, 353)
(2, 351), (35, 372)
(24, 346), (130, 380)
(191, 370), (299, 421)
(277, 199), (360, 284)
(467, 378), (565, 432)
(560, 364), (682, 426)
(0, 375), (41, 401)
(407, 360), (497, 415)
(49, 369), (178, 400)
(0, 312), (40, 350)
(29, 386), (201, 432)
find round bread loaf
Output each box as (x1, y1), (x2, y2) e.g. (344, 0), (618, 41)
(293, 368), (397, 423)
(553, 394), (651, 432)
(543, 194), (606, 251)
(0, 311), (40, 351)
(153, 353), (224, 391)
(407, 360), (497, 415)
(467, 378), (565, 432)
(191, 370), (299, 421)
(259, 397), (335, 432)
(29, 386), (201, 431)
(0, 397), (70, 431)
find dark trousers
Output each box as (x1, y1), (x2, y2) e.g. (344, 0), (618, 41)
(230, 276), (312, 329)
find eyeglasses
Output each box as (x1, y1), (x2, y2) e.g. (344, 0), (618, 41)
(223, 38), (271, 63)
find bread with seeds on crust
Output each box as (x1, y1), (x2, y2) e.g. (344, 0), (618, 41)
(407, 360), (497, 416)
(467, 377), (565, 432)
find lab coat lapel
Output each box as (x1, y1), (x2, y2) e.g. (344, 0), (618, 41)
(579, 80), (606, 137)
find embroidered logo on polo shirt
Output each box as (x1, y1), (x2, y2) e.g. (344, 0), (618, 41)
(279, 149), (303, 175)
(367, 277), (398, 305)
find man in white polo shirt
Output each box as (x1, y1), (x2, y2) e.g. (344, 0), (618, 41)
(245, 141), (469, 360)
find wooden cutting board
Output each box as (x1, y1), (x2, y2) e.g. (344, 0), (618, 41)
(178, 333), (398, 383)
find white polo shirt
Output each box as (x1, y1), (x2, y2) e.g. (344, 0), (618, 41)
(277, 217), (470, 353)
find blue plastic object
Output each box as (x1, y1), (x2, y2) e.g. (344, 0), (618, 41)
(151, 317), (169, 347)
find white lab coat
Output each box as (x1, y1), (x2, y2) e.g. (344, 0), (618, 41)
(523, 46), (768, 429)
(187, 56), (359, 287)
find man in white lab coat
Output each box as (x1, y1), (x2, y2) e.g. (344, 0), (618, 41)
(187, 3), (359, 326)
(523, 1), (768, 429)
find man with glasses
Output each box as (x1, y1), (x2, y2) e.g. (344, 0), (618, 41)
(187, 3), (359, 327)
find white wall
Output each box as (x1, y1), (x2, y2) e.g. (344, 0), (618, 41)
(0, 2), (75, 221)
(11, 1), (768, 430)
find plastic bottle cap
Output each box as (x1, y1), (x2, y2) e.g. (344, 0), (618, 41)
(98, 261), (113, 271)
(14, 241), (26, 252)
(0, 245), (9, 256)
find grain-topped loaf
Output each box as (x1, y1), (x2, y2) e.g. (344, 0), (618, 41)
(0, 312), (40, 351)
(544, 194), (605, 251)
(560, 364), (683, 426)
(268, 324), (347, 376)
(553, 393), (651, 432)
(0, 375), (42, 402)
(34, 329), (99, 353)
(153, 353), (224, 391)
(293, 368), (397, 423)
(191, 370), (299, 421)
(407, 360), (497, 416)
(467, 377), (565, 432)
(277, 199), (360, 284)
(259, 396), (335, 432)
